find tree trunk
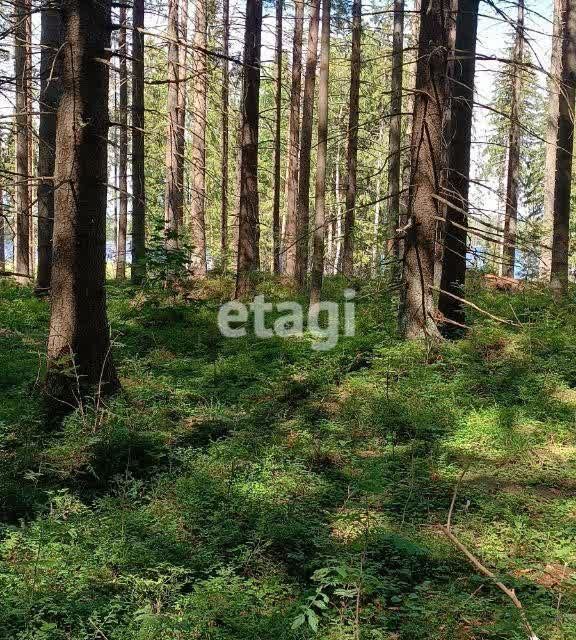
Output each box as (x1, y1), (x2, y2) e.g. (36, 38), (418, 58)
(272, 0), (283, 275)
(501, 0), (524, 278)
(131, 0), (146, 284)
(295, 0), (320, 286)
(341, 0), (362, 277)
(116, 6), (128, 280)
(14, 0), (31, 282)
(0, 178), (4, 272)
(550, 0), (576, 296)
(190, 0), (208, 275)
(177, 0), (188, 233)
(438, 0), (479, 335)
(235, 0), (263, 298)
(283, 0), (304, 277)
(46, 0), (118, 405)
(36, 5), (63, 294)
(399, 0), (449, 340)
(164, 0), (182, 251)
(541, 0), (563, 279)
(386, 0), (404, 271)
(309, 0), (331, 305)
(221, 0), (230, 271)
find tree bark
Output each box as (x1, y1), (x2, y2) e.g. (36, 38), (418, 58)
(438, 0), (480, 334)
(220, 0), (230, 271)
(501, 0), (524, 278)
(164, 0), (182, 251)
(283, 0), (304, 277)
(550, 0), (576, 296)
(131, 0), (146, 284)
(386, 0), (404, 275)
(36, 5), (63, 294)
(14, 0), (31, 282)
(235, 0), (263, 298)
(399, 0), (449, 340)
(190, 0), (208, 275)
(341, 0), (362, 277)
(309, 0), (331, 305)
(295, 0), (320, 286)
(116, 6), (128, 280)
(272, 0), (283, 275)
(46, 0), (118, 405)
(541, 0), (563, 279)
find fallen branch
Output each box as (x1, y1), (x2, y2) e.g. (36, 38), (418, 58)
(442, 472), (539, 640)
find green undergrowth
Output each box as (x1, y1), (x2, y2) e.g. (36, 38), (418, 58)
(0, 274), (575, 639)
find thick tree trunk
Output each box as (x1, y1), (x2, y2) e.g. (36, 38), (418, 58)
(438, 0), (480, 334)
(550, 0), (576, 296)
(36, 6), (63, 294)
(235, 0), (262, 298)
(272, 0), (283, 275)
(295, 0), (320, 286)
(399, 0), (449, 340)
(164, 0), (182, 251)
(283, 0), (304, 277)
(386, 0), (404, 270)
(116, 6), (128, 280)
(221, 0), (230, 271)
(14, 0), (31, 282)
(190, 0), (208, 275)
(131, 0), (146, 284)
(341, 0), (362, 277)
(541, 0), (563, 279)
(46, 0), (118, 405)
(501, 0), (524, 278)
(309, 0), (331, 305)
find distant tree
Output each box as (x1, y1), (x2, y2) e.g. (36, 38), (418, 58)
(116, 5), (129, 280)
(46, 0), (118, 405)
(235, 0), (263, 298)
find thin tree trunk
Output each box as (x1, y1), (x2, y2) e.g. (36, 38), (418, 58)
(372, 121), (385, 272)
(399, 0), (449, 340)
(36, 5), (63, 294)
(221, 0), (230, 271)
(438, 0), (480, 334)
(309, 0), (331, 305)
(26, 10), (34, 278)
(116, 6), (128, 280)
(272, 0), (283, 275)
(501, 0), (524, 278)
(177, 0), (188, 233)
(131, 0), (146, 283)
(235, 0), (263, 298)
(386, 0), (404, 269)
(550, 0), (576, 296)
(541, 0), (563, 279)
(14, 0), (31, 282)
(283, 0), (305, 277)
(295, 0), (320, 286)
(164, 0), (182, 251)
(190, 0), (208, 275)
(46, 0), (118, 405)
(341, 0), (362, 277)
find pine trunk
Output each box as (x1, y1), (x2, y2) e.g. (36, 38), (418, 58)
(220, 0), (230, 271)
(36, 5), (63, 294)
(131, 0), (146, 284)
(550, 0), (576, 296)
(190, 0), (208, 275)
(283, 0), (304, 277)
(399, 0), (449, 340)
(438, 0), (480, 334)
(501, 0), (524, 278)
(235, 0), (263, 298)
(295, 0), (320, 286)
(116, 6), (128, 280)
(309, 0), (331, 305)
(341, 0), (362, 277)
(272, 0), (283, 275)
(46, 0), (118, 405)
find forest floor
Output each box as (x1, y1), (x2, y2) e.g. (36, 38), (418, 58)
(0, 275), (575, 640)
